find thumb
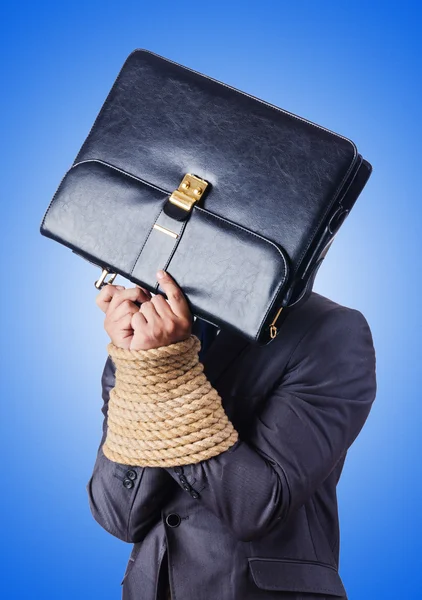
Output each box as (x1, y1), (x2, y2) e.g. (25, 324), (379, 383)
(156, 269), (191, 320)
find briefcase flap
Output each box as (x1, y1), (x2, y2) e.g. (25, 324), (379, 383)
(41, 158), (290, 340)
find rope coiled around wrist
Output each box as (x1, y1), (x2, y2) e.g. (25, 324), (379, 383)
(101, 334), (239, 467)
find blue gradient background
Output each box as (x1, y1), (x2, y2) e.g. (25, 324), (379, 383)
(1, 1), (420, 598)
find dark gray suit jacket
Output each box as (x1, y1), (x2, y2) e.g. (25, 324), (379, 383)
(86, 291), (377, 600)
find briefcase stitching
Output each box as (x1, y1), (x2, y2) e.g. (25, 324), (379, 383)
(39, 158), (169, 234)
(73, 158), (171, 194)
(129, 204), (176, 277)
(157, 220), (189, 288)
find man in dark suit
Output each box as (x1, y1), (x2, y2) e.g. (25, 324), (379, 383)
(87, 269), (377, 600)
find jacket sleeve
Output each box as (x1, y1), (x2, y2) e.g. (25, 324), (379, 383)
(163, 306), (377, 542)
(86, 354), (176, 543)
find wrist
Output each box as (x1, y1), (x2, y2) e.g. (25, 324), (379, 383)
(102, 334), (239, 467)
(107, 333), (201, 366)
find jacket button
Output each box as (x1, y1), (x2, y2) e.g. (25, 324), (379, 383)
(190, 490), (200, 499)
(182, 483), (191, 492)
(179, 475), (188, 484)
(165, 513), (181, 528)
(126, 469), (137, 480)
(123, 478), (134, 489)
(174, 466), (184, 475)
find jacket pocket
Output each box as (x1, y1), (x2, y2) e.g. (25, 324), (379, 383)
(248, 557), (347, 598)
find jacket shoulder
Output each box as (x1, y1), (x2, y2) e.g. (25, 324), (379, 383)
(308, 291), (374, 332)
(279, 290), (374, 356)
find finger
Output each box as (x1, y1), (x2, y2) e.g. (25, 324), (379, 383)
(96, 284), (125, 313)
(139, 300), (161, 324)
(113, 313), (135, 337)
(136, 284), (152, 300)
(108, 286), (150, 315)
(134, 286), (152, 303)
(131, 310), (147, 331)
(150, 293), (175, 320)
(155, 270), (191, 319)
(108, 298), (140, 323)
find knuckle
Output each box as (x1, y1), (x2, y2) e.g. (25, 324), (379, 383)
(152, 326), (164, 338)
(166, 320), (177, 335)
(151, 294), (163, 304)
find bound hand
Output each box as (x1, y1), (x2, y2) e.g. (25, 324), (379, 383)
(96, 270), (192, 350)
(130, 270), (193, 350)
(95, 282), (152, 349)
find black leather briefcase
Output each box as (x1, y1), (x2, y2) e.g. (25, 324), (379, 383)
(39, 49), (372, 345)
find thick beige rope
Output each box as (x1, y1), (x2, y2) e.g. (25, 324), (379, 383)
(101, 334), (239, 467)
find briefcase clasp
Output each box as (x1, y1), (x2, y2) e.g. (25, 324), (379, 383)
(94, 268), (118, 289)
(169, 174), (209, 212)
